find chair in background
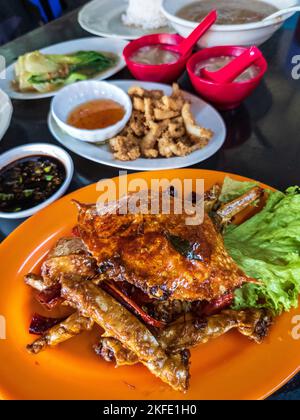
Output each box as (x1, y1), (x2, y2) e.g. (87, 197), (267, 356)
(25, 0), (65, 22)
(0, 1), (39, 45)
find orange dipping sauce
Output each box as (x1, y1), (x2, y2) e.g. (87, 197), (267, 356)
(67, 99), (125, 130)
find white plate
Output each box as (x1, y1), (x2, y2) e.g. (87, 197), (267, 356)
(0, 37), (128, 100)
(78, 0), (175, 40)
(0, 89), (13, 141)
(48, 80), (226, 171)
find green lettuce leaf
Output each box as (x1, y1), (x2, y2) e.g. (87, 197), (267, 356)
(224, 186), (300, 314)
(219, 176), (258, 203)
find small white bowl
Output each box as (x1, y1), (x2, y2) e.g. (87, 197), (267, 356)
(162, 0), (299, 47)
(0, 143), (74, 219)
(51, 80), (132, 143)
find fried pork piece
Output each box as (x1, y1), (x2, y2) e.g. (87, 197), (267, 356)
(132, 96), (145, 112)
(40, 237), (97, 288)
(161, 93), (185, 113)
(158, 134), (206, 158)
(182, 103), (213, 141)
(140, 120), (169, 158)
(111, 84), (214, 161)
(158, 309), (273, 353)
(61, 276), (190, 392)
(157, 134), (180, 158)
(27, 312), (94, 354)
(144, 97), (154, 122)
(140, 135), (159, 158)
(129, 111), (145, 137)
(75, 195), (253, 302)
(128, 86), (164, 100)
(154, 108), (180, 120)
(109, 134), (141, 161)
(167, 117), (185, 138)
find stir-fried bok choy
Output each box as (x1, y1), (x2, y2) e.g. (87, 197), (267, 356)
(14, 50), (117, 93)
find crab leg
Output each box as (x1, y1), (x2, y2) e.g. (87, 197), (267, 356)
(61, 275), (189, 392)
(94, 336), (139, 366)
(25, 273), (47, 292)
(94, 309), (272, 369)
(27, 312), (94, 354)
(204, 183), (222, 213)
(158, 309), (272, 353)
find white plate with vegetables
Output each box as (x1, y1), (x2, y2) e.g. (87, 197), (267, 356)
(0, 37), (128, 100)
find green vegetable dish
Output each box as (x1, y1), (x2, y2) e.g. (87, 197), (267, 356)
(14, 50), (118, 93)
(220, 177), (300, 315)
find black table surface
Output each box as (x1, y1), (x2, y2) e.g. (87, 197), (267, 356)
(0, 6), (300, 400)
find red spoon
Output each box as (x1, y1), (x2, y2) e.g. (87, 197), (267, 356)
(201, 46), (263, 84)
(165, 10), (217, 57)
(175, 10), (217, 56)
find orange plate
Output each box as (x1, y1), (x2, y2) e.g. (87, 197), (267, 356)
(0, 169), (299, 400)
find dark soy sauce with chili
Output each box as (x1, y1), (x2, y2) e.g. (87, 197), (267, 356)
(0, 155), (66, 213)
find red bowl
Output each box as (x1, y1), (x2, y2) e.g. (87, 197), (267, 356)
(123, 34), (192, 84)
(187, 46), (268, 110)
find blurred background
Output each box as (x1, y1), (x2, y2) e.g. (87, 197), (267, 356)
(0, 0), (88, 45)
(1, 0), (300, 46)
